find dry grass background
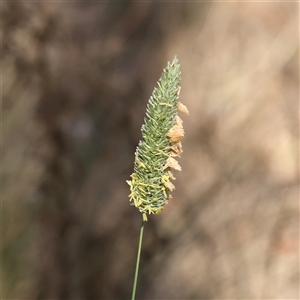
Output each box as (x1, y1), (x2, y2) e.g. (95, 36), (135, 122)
(2, 2), (299, 299)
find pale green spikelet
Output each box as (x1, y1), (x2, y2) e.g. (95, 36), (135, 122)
(127, 56), (189, 221)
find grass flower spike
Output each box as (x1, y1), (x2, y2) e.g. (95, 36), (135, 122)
(127, 56), (189, 221)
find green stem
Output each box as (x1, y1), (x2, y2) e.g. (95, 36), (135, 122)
(131, 218), (145, 300)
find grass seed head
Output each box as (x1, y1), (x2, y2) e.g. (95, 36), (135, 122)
(127, 56), (188, 219)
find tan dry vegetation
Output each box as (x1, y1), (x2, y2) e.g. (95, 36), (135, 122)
(2, 2), (298, 299)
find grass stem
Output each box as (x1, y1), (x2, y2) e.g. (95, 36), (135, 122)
(131, 218), (145, 300)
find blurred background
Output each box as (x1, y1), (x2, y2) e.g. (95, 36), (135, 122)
(2, 2), (299, 299)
